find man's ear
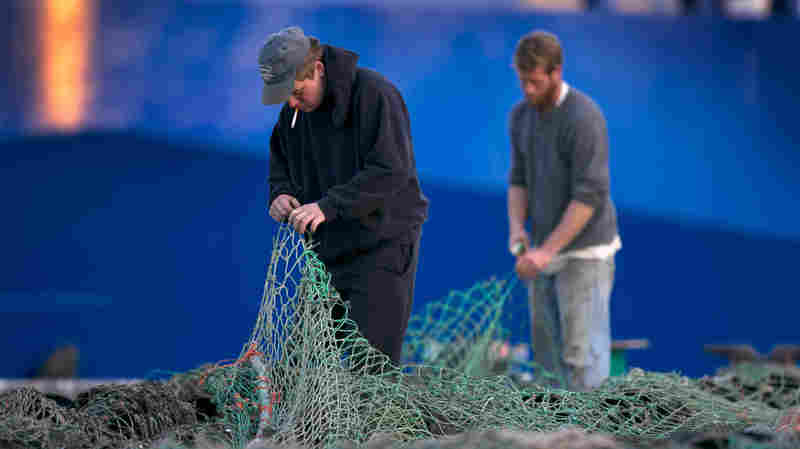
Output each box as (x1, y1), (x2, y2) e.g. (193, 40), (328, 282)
(551, 64), (563, 80)
(315, 61), (325, 78)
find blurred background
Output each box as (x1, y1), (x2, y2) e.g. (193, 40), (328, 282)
(1, 0), (798, 380)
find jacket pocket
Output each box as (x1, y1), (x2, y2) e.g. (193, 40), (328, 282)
(376, 241), (412, 277)
(359, 207), (385, 232)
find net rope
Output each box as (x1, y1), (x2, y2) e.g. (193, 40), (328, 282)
(1, 223), (794, 449)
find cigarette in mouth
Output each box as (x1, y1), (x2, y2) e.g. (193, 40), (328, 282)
(291, 108), (298, 128)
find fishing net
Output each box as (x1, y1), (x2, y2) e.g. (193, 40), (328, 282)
(192, 223), (786, 448)
(697, 362), (800, 410)
(0, 223), (795, 449)
(0, 382), (199, 449)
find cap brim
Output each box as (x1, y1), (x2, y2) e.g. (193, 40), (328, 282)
(261, 79), (293, 106)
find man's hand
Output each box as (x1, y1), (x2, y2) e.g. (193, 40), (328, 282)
(515, 255), (537, 280)
(269, 194), (300, 222)
(288, 202), (326, 234)
(509, 228), (530, 256)
(514, 248), (555, 280)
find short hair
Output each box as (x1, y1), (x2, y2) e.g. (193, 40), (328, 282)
(295, 36), (323, 80)
(513, 31), (563, 74)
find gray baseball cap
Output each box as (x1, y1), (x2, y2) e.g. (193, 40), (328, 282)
(258, 26), (311, 105)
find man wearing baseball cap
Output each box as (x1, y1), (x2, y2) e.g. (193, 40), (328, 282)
(260, 26), (429, 370)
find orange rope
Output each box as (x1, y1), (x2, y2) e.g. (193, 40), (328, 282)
(197, 343), (265, 386)
(193, 343), (282, 424)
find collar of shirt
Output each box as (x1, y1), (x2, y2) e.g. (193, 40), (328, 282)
(556, 81), (569, 107)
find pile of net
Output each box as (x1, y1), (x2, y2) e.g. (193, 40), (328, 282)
(697, 361), (800, 410)
(1, 223), (797, 449)
(0, 381), (210, 449)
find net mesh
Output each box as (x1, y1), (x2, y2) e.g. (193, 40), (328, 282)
(697, 362), (800, 410)
(0, 382), (200, 449)
(195, 223), (787, 448)
(0, 223), (797, 449)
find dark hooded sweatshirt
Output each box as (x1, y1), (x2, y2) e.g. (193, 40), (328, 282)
(268, 45), (429, 264)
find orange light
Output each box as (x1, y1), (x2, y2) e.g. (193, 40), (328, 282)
(520, 0), (584, 12)
(39, 0), (92, 131)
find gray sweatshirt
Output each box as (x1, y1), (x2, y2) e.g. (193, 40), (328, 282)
(509, 86), (619, 252)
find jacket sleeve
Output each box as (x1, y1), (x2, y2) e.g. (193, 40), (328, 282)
(317, 87), (412, 221)
(568, 110), (610, 209)
(268, 119), (297, 207)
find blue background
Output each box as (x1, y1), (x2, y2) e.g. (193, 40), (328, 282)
(2, 2), (798, 379)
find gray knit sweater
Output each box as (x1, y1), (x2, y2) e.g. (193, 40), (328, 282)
(509, 86), (619, 252)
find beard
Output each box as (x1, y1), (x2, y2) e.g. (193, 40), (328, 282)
(527, 80), (559, 109)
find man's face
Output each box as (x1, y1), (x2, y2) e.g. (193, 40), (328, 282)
(517, 65), (562, 108)
(288, 61), (325, 113)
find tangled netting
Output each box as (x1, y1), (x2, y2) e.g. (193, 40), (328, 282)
(0, 382), (210, 449)
(1, 223), (797, 449)
(698, 362), (800, 410)
(185, 224), (788, 448)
